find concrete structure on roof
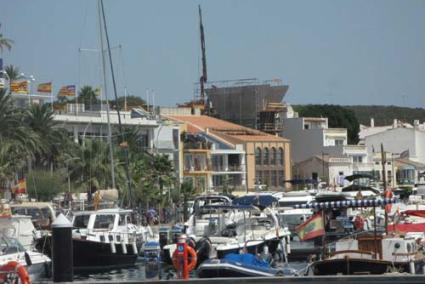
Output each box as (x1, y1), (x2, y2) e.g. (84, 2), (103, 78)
(162, 110), (291, 193)
(205, 78), (288, 129)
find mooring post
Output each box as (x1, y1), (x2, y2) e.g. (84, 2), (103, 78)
(52, 213), (73, 282)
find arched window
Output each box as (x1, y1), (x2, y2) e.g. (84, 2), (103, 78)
(263, 148), (269, 165)
(277, 147), (284, 165)
(271, 147), (277, 165)
(255, 147), (262, 165)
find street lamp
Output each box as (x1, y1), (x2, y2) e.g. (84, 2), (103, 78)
(65, 157), (80, 208)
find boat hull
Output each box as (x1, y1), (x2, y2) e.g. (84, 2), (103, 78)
(197, 259), (279, 278)
(312, 258), (393, 275)
(73, 238), (137, 271)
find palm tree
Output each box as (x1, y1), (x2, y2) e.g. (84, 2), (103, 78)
(0, 24), (13, 53)
(0, 90), (38, 189)
(4, 65), (19, 81)
(78, 85), (99, 110)
(68, 139), (125, 195)
(25, 104), (67, 169)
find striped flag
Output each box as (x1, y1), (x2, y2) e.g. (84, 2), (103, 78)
(57, 85), (76, 97)
(12, 178), (27, 194)
(37, 82), (52, 93)
(295, 212), (325, 241)
(10, 80), (29, 94)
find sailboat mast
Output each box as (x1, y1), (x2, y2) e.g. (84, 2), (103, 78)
(97, 0), (116, 190)
(100, 0), (134, 208)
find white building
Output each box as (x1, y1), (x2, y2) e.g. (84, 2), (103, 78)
(282, 106), (372, 185)
(362, 119), (425, 185)
(53, 107), (158, 148)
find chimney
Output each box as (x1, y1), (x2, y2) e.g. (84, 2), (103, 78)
(370, 118), (375, 128)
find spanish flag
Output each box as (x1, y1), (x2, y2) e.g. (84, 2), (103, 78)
(12, 178), (27, 194)
(57, 85), (76, 97)
(10, 80), (29, 94)
(37, 82), (52, 93)
(295, 212), (325, 241)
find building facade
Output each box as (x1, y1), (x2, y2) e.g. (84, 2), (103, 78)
(165, 112), (291, 193)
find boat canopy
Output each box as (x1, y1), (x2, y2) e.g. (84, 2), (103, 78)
(294, 197), (398, 210)
(232, 195), (278, 208)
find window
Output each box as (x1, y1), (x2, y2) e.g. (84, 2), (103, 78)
(353, 155), (363, 163)
(271, 147), (276, 165)
(255, 170), (262, 184)
(278, 148), (284, 165)
(263, 148), (269, 165)
(74, 215), (90, 229)
(335, 139), (344, 146)
(304, 124), (309, 130)
(255, 147), (262, 165)
(93, 214), (115, 229)
(278, 170), (285, 186)
(271, 171), (277, 187)
(263, 171), (270, 185)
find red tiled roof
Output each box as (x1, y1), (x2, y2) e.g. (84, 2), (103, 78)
(165, 115), (289, 143)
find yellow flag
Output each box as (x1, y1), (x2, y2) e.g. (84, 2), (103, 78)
(10, 80), (29, 94)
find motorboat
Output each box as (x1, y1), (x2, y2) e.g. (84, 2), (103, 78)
(163, 203), (291, 265)
(71, 208), (152, 270)
(311, 232), (425, 275)
(36, 208), (152, 271)
(197, 253), (297, 278)
(0, 234), (51, 281)
(0, 214), (37, 250)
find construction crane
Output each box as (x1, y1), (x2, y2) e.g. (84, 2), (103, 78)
(199, 4), (207, 103)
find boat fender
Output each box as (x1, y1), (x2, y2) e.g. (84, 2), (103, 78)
(110, 242), (116, 254)
(132, 242), (138, 254)
(0, 260), (31, 284)
(121, 241), (127, 254)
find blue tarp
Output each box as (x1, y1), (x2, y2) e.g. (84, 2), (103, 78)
(232, 195), (278, 208)
(223, 253), (269, 268)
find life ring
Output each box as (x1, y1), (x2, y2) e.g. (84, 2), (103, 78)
(0, 260), (31, 284)
(172, 245), (197, 273)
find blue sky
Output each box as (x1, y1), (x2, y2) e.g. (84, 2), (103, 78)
(1, 0), (425, 107)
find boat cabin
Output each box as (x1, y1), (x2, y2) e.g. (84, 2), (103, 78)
(71, 208), (133, 231)
(10, 202), (56, 230)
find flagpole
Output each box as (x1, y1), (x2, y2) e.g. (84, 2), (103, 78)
(51, 82), (54, 112)
(321, 209), (326, 259)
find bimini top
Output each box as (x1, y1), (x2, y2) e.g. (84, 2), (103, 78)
(294, 197), (398, 210)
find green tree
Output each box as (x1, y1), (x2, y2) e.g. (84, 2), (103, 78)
(4, 65), (20, 81)
(27, 170), (66, 201)
(294, 104), (360, 144)
(0, 24), (13, 53)
(78, 85), (99, 110)
(110, 95), (146, 111)
(25, 104), (67, 169)
(0, 90), (38, 190)
(180, 179), (195, 221)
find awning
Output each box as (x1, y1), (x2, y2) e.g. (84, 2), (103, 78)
(387, 223), (425, 233)
(402, 210), (425, 218)
(294, 198), (398, 210)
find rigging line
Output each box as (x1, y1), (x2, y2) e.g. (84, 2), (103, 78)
(98, 0), (116, 190)
(100, 0), (133, 208)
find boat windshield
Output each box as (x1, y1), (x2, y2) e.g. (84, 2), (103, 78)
(93, 214), (115, 230)
(0, 236), (25, 255)
(73, 214), (91, 229)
